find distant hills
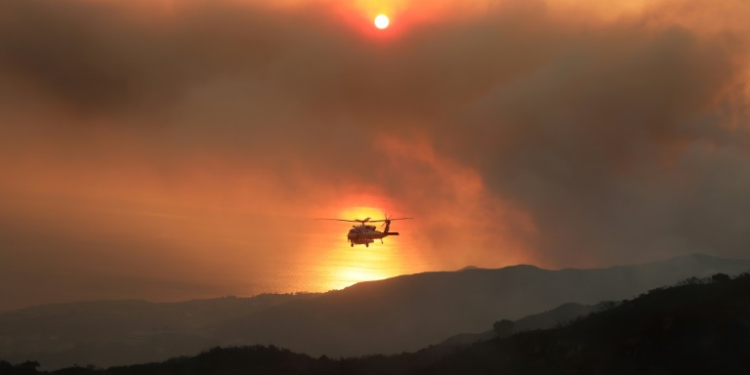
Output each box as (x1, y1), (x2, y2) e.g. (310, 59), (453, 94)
(1, 253), (748, 369)
(5, 267), (750, 374)
(0, 294), (319, 369)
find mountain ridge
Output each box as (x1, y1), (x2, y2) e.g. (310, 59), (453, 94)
(5, 269), (750, 374)
(2, 253), (748, 369)
(5, 253), (739, 314)
(200, 253), (750, 355)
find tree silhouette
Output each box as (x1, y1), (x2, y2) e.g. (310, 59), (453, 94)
(711, 273), (731, 282)
(493, 319), (515, 338)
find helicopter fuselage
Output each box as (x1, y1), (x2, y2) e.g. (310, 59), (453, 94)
(347, 224), (399, 247)
(317, 216), (411, 247)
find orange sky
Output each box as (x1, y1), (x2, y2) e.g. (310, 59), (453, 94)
(0, 0), (749, 310)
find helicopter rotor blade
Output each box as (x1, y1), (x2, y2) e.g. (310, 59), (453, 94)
(316, 218), (377, 224)
(369, 217), (413, 223)
(316, 217), (412, 224)
(315, 218), (364, 223)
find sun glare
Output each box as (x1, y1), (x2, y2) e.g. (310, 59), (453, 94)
(374, 14), (389, 29)
(304, 196), (410, 291)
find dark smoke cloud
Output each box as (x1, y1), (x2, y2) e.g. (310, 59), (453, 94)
(447, 23), (750, 265)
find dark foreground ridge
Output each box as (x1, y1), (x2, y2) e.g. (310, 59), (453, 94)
(3, 272), (750, 375)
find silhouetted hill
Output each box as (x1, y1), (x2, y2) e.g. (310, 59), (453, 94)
(4, 271), (750, 374)
(438, 301), (610, 347)
(1, 253), (748, 369)
(209, 253), (750, 357)
(424, 273), (750, 375)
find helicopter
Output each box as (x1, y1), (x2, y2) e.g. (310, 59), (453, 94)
(317, 215), (413, 247)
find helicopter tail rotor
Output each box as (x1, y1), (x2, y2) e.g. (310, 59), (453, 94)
(380, 212), (390, 229)
(381, 213), (404, 234)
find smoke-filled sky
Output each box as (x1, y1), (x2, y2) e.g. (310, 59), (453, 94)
(1, 0), (749, 310)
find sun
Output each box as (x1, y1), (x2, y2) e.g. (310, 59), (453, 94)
(374, 14), (389, 29)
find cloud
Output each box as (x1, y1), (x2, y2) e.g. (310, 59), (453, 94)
(447, 21), (749, 265)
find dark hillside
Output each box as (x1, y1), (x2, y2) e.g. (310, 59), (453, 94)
(3, 254), (749, 369)
(426, 273), (750, 375)
(211, 254), (750, 357)
(3, 272), (750, 375)
(437, 301), (608, 348)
